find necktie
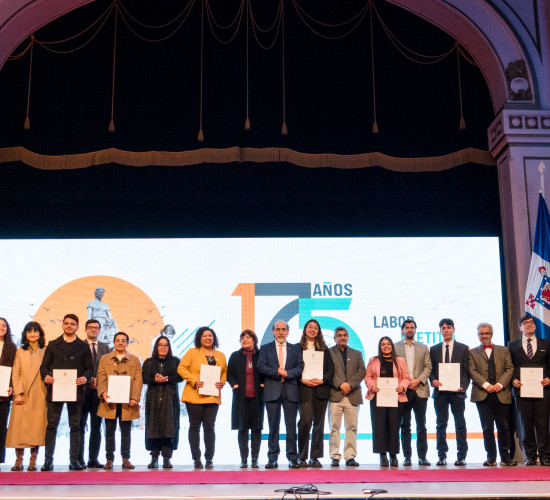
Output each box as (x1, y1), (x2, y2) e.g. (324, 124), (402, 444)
(278, 343), (284, 369)
(92, 343), (97, 364)
(445, 344), (450, 363)
(527, 338), (533, 359)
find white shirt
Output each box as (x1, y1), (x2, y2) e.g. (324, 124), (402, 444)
(522, 335), (537, 356)
(442, 339), (454, 362)
(403, 341), (416, 376)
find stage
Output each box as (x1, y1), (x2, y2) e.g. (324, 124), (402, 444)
(0, 463), (548, 500)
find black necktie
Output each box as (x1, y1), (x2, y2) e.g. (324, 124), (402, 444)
(445, 344), (450, 363)
(92, 343), (97, 364)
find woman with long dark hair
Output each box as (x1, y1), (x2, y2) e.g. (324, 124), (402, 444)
(5, 322), (47, 471)
(143, 335), (182, 469)
(0, 317), (17, 471)
(365, 336), (410, 467)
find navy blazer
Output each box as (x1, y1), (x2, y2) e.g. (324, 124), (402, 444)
(429, 340), (470, 398)
(257, 341), (304, 403)
(508, 336), (550, 398)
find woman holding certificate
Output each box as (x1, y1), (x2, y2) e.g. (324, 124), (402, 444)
(96, 332), (143, 470)
(143, 335), (182, 469)
(0, 317), (16, 471)
(5, 322), (44, 471)
(297, 319), (334, 467)
(365, 336), (410, 467)
(178, 326), (227, 469)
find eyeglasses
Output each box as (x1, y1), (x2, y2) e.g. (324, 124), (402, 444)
(87, 326), (100, 330)
(522, 319), (535, 326)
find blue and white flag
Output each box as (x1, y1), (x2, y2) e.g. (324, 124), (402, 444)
(525, 193), (550, 339)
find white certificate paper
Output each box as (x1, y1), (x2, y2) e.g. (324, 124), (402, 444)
(302, 350), (324, 380)
(376, 377), (398, 407)
(52, 369), (77, 402)
(0, 366), (11, 397)
(107, 375), (131, 403)
(438, 363), (460, 391)
(520, 367), (544, 398)
(199, 364), (221, 396)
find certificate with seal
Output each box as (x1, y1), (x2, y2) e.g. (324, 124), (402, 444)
(520, 367), (544, 398)
(107, 375), (131, 403)
(199, 364), (221, 396)
(302, 350), (324, 380)
(0, 366), (11, 397)
(438, 363), (460, 391)
(376, 377), (398, 407)
(52, 369), (77, 402)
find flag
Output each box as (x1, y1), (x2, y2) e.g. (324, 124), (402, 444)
(525, 193), (550, 339)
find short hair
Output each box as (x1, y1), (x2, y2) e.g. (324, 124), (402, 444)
(518, 315), (532, 327)
(401, 319), (417, 330)
(85, 319), (101, 329)
(63, 313), (79, 325)
(477, 322), (493, 334)
(299, 319), (327, 351)
(439, 318), (454, 328)
(272, 320), (289, 331)
(240, 329), (258, 348)
(114, 331), (129, 343)
(0, 317), (13, 344)
(152, 335), (173, 359)
(334, 326), (348, 338)
(21, 321), (45, 350)
(194, 326), (219, 349)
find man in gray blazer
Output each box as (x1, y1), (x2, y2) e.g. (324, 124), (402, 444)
(394, 319), (432, 466)
(469, 322), (515, 466)
(328, 326), (366, 467)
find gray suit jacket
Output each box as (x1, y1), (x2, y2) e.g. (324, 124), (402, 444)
(394, 340), (432, 398)
(328, 345), (366, 406)
(468, 344), (513, 404)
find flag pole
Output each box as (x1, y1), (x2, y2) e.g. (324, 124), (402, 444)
(539, 161), (546, 198)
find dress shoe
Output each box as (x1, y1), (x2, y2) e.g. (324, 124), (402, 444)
(240, 460), (248, 468)
(330, 458), (340, 467)
(122, 458), (135, 469)
(41, 460), (54, 472)
(418, 458), (431, 466)
(163, 458), (173, 469)
(265, 460), (278, 469)
(500, 459), (517, 466)
(87, 459), (104, 468)
(205, 460), (214, 469)
(525, 457), (538, 466)
(345, 458), (360, 466)
(389, 454), (398, 467)
(308, 458), (322, 467)
(402, 457), (412, 466)
(251, 458), (259, 468)
(148, 457), (159, 469)
(104, 460), (113, 470)
(436, 458), (447, 466)
(540, 458), (550, 466)
(379, 454), (389, 467)
(288, 460), (300, 469)
(483, 459), (497, 466)
(68, 460), (84, 470)
(297, 458), (308, 467)
(193, 460), (204, 469)
(454, 459), (466, 466)
(79, 460), (87, 469)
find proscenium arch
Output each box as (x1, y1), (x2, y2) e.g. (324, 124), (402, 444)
(0, 0), (535, 114)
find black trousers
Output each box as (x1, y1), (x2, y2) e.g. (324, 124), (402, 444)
(434, 392), (467, 460)
(265, 384), (298, 462)
(515, 395), (550, 459)
(476, 393), (512, 461)
(0, 401), (10, 463)
(185, 402), (219, 461)
(238, 430), (261, 460)
(149, 438), (173, 459)
(79, 389), (103, 463)
(298, 386), (328, 460)
(45, 401), (82, 462)
(400, 389), (428, 459)
(105, 404), (132, 460)
(370, 398), (403, 454)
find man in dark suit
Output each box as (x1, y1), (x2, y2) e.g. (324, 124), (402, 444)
(469, 322), (515, 466)
(395, 319), (432, 466)
(429, 318), (470, 466)
(327, 326), (366, 467)
(257, 320), (304, 469)
(40, 313), (94, 471)
(79, 319), (111, 468)
(508, 315), (550, 465)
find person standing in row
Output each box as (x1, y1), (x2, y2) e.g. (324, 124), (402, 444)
(5, 322), (47, 471)
(40, 314), (94, 471)
(297, 319), (334, 467)
(0, 317), (17, 471)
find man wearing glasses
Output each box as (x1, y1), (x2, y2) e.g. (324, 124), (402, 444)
(508, 316), (550, 465)
(79, 319), (112, 468)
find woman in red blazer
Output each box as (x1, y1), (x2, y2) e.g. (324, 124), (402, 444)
(365, 336), (410, 467)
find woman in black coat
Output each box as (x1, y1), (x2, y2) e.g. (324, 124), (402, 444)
(297, 319), (335, 467)
(227, 329), (264, 468)
(0, 317), (17, 470)
(142, 335), (183, 469)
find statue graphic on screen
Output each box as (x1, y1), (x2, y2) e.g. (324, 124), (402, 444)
(151, 324), (176, 354)
(87, 287), (118, 345)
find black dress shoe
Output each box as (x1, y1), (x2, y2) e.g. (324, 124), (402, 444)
(69, 460), (84, 470)
(251, 458), (259, 468)
(418, 458), (431, 466)
(87, 459), (104, 468)
(288, 460), (300, 469)
(389, 454), (398, 467)
(240, 460), (248, 468)
(525, 457), (538, 466)
(345, 458), (360, 466)
(483, 459), (497, 466)
(41, 461), (54, 472)
(265, 461), (278, 469)
(436, 458), (447, 466)
(194, 459), (204, 469)
(205, 460), (214, 469)
(541, 458), (550, 466)
(79, 460), (87, 469)
(454, 459), (466, 466)
(330, 458), (340, 467)
(148, 457), (159, 469)
(163, 458), (173, 469)
(308, 458), (322, 467)
(500, 459), (517, 466)
(403, 457), (412, 466)
(297, 458), (308, 467)
(379, 454), (389, 467)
